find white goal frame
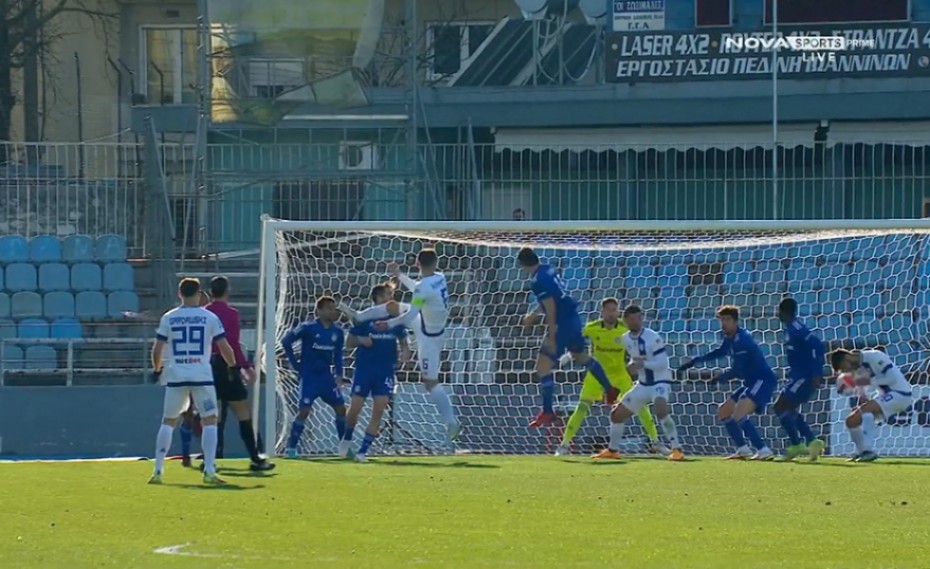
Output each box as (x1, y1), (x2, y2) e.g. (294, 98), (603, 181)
(255, 215), (930, 456)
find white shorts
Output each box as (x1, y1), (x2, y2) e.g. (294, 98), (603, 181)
(620, 382), (672, 413)
(414, 330), (446, 381)
(163, 385), (219, 419)
(874, 390), (912, 419)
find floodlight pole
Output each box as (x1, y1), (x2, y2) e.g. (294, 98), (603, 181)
(771, 0), (779, 219)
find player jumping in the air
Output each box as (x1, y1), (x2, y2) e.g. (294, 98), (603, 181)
(679, 306), (776, 460)
(518, 247), (618, 428)
(831, 348), (913, 462)
(339, 249), (462, 443)
(281, 296), (349, 458)
(554, 298), (663, 456)
(775, 298), (827, 461)
(339, 283), (412, 462)
(150, 278), (236, 485)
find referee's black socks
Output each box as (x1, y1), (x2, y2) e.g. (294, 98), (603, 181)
(239, 420), (262, 463)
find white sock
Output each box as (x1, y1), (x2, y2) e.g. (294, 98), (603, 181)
(608, 422), (626, 451)
(202, 425), (218, 475)
(154, 424), (174, 474)
(736, 445), (752, 455)
(354, 304), (390, 322)
(861, 412), (876, 452)
(849, 426), (866, 453)
(428, 384), (457, 426)
(659, 416), (681, 449)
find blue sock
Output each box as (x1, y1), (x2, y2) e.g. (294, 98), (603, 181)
(584, 358), (613, 392)
(179, 424), (192, 457)
(287, 418), (306, 449)
(724, 418), (746, 447)
(358, 432), (378, 455)
(334, 415), (347, 440)
(540, 374), (555, 413)
(740, 418), (767, 450)
(778, 411), (801, 446)
(343, 424), (355, 441)
(795, 414), (816, 444)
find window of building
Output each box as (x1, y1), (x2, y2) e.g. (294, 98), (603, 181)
(140, 26), (199, 104)
(248, 59), (304, 98)
(696, 0), (732, 27)
(426, 21), (495, 80)
(764, 0), (909, 24)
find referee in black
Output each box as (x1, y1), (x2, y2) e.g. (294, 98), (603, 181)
(205, 276), (275, 472)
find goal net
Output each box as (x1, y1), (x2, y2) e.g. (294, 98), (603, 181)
(257, 220), (930, 458)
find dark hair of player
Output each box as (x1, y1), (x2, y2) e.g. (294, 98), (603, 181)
(316, 296), (336, 311)
(178, 278), (201, 299)
(517, 247), (539, 267)
(830, 349), (854, 371)
(623, 304), (643, 317)
(370, 283), (393, 302)
(778, 297), (798, 316)
(417, 248), (439, 269)
(716, 305), (740, 320)
(601, 297), (619, 308)
(210, 276), (229, 299)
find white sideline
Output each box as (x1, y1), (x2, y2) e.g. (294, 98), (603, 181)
(153, 543), (300, 561)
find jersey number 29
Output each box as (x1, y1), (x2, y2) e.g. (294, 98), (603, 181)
(171, 325), (206, 356)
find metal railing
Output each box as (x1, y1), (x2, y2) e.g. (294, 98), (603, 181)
(0, 338), (152, 386)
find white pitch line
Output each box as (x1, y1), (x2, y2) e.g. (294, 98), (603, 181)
(153, 543), (300, 561)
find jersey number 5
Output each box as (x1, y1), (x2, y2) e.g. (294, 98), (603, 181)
(172, 325), (206, 356)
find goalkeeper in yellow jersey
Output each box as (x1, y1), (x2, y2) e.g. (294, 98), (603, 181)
(554, 297), (666, 456)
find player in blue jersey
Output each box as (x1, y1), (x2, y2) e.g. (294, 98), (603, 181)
(517, 247), (619, 428)
(775, 298), (828, 461)
(679, 305), (777, 460)
(280, 296), (348, 458)
(338, 283), (412, 462)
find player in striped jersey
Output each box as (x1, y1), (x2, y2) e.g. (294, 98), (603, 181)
(593, 305), (684, 461)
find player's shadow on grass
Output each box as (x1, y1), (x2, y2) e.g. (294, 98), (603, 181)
(220, 471), (280, 479)
(790, 461), (858, 468)
(373, 460), (500, 469)
(163, 483), (266, 490)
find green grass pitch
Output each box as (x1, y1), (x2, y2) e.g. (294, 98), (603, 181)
(1, 456), (928, 569)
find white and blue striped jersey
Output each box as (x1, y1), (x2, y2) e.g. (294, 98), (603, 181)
(622, 327), (672, 385)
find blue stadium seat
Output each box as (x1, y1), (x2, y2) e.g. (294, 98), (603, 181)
(50, 317), (83, 342)
(38, 263), (70, 292)
(754, 246), (789, 261)
(723, 262), (752, 286)
(28, 235), (62, 263)
(71, 263), (102, 292)
(24, 345), (57, 370)
(107, 291), (139, 317)
(626, 264), (656, 279)
(95, 234), (127, 262)
(6, 263), (37, 291)
(0, 235), (28, 265)
(0, 318), (15, 341)
(1, 344), (24, 372)
(0, 292), (8, 319)
(656, 290), (687, 312)
(17, 318), (50, 340)
(75, 291), (108, 320)
(44, 292), (75, 319)
(102, 263), (134, 292)
(11, 292), (43, 319)
(62, 235), (95, 264)
(625, 275), (658, 289)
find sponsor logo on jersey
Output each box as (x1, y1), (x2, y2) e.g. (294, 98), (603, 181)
(313, 343), (335, 351)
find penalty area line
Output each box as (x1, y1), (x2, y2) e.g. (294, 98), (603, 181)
(153, 543), (300, 561)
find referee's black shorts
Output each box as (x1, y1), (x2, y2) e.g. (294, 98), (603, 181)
(212, 356), (248, 402)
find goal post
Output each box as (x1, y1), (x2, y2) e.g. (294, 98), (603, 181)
(256, 216), (930, 458)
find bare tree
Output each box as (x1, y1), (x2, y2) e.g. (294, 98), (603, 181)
(0, 0), (116, 160)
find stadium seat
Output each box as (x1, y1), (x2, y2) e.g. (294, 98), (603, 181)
(11, 291), (43, 319)
(38, 263), (70, 292)
(62, 235), (95, 264)
(71, 263), (102, 292)
(94, 234), (128, 262)
(5, 263), (37, 291)
(723, 262), (753, 286)
(50, 317), (83, 342)
(1, 344), (24, 373)
(0, 318), (15, 341)
(28, 235), (62, 263)
(107, 291), (139, 317)
(24, 345), (57, 370)
(0, 292), (8, 319)
(0, 235), (28, 265)
(75, 291), (108, 320)
(17, 318), (50, 340)
(102, 263), (134, 292)
(44, 292), (75, 319)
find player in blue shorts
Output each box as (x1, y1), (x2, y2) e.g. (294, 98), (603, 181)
(679, 305), (777, 460)
(517, 247), (618, 428)
(280, 296), (348, 458)
(775, 298), (828, 461)
(339, 283), (411, 462)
